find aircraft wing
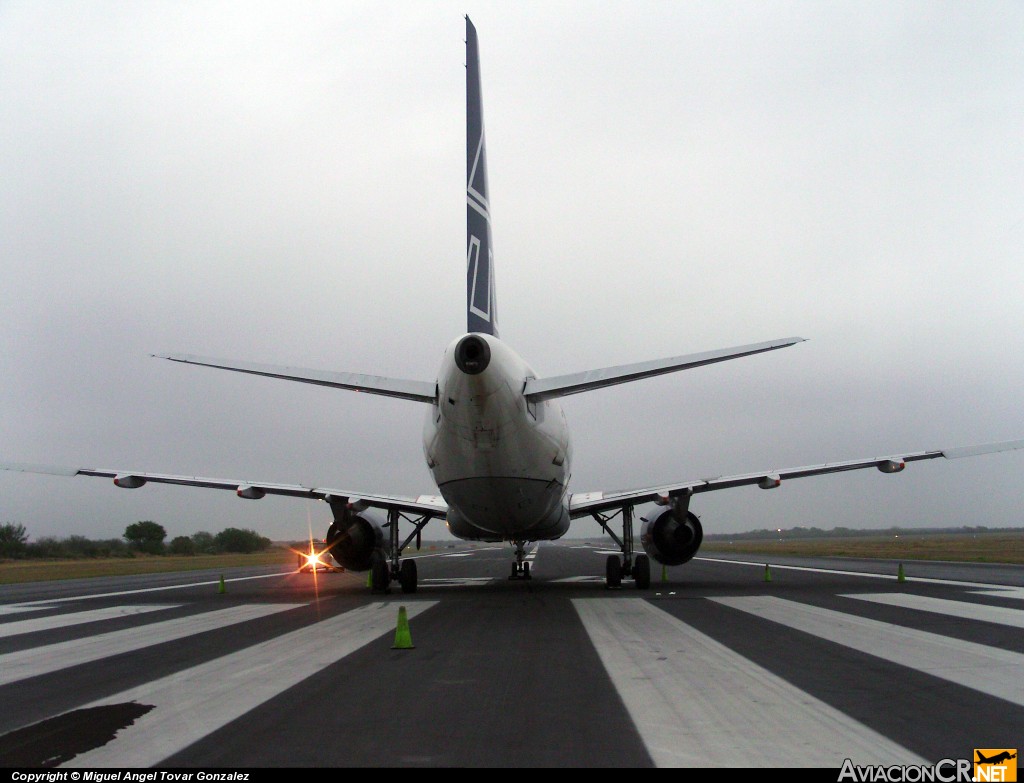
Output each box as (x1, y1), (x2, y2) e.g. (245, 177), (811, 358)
(0, 462), (449, 518)
(153, 354), (437, 404)
(568, 438), (1024, 517)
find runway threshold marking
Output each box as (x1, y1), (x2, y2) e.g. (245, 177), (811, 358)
(968, 587), (1024, 602)
(712, 596), (1024, 707)
(0, 604), (178, 639)
(0, 604), (300, 687)
(0, 605), (59, 616)
(842, 593), (1024, 629)
(571, 598), (922, 768)
(62, 601), (438, 767)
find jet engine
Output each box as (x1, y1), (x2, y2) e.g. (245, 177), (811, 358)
(324, 500), (386, 571)
(640, 505), (703, 566)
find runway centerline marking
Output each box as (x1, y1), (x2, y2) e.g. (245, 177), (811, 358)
(62, 601), (438, 767)
(712, 595), (1024, 706)
(572, 597), (923, 768)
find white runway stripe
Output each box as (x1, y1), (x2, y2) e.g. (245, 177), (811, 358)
(712, 596), (1024, 707)
(572, 598), (922, 768)
(0, 605), (177, 639)
(970, 587), (1024, 602)
(0, 605), (55, 617)
(0, 604), (299, 686)
(64, 601), (437, 767)
(843, 593), (1024, 628)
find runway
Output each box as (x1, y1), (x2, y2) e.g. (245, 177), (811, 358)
(1, 542), (1021, 768)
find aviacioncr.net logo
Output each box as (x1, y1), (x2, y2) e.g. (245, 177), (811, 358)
(838, 759), (973, 782)
(974, 749), (1017, 782)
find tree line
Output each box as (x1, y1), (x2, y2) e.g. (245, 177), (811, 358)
(0, 521), (272, 560)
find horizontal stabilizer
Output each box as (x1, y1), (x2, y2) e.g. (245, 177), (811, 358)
(524, 337), (805, 402)
(154, 354), (436, 404)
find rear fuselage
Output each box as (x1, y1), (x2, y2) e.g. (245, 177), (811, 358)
(423, 333), (572, 541)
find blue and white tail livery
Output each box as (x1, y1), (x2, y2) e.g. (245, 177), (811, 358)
(2, 18), (1022, 592)
(466, 18), (497, 338)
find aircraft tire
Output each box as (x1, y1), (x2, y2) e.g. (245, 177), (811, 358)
(370, 551), (389, 593)
(633, 554), (651, 590)
(399, 559), (418, 594)
(606, 555), (622, 588)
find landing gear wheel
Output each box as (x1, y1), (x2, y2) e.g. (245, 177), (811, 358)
(523, 561), (531, 580)
(399, 559), (418, 594)
(606, 555), (622, 589)
(370, 551), (390, 594)
(633, 554), (650, 590)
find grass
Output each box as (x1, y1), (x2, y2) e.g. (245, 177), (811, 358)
(0, 548), (296, 584)
(2, 533), (1022, 584)
(701, 531), (1024, 564)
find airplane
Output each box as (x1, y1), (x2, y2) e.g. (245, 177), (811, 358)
(3, 17), (1023, 594)
(977, 752), (1017, 765)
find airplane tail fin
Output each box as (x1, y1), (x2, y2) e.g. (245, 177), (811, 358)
(466, 17), (498, 337)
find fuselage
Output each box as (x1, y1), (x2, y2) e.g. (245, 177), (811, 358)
(422, 333), (572, 541)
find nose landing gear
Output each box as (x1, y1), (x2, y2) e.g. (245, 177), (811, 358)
(508, 540), (532, 580)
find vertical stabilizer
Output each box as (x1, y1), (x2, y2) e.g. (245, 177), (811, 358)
(466, 17), (498, 337)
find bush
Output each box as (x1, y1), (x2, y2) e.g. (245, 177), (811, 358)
(214, 527), (272, 554)
(190, 531), (218, 554)
(0, 523), (28, 558)
(124, 521), (167, 555)
(168, 536), (196, 556)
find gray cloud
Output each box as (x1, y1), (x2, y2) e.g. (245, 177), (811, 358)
(2, 1), (1022, 542)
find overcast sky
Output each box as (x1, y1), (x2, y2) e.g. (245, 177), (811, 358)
(1, 1), (1022, 544)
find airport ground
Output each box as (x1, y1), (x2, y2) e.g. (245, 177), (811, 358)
(1, 541), (1022, 768)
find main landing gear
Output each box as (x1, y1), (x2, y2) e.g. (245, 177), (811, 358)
(509, 540), (532, 580)
(370, 509), (431, 595)
(592, 505), (651, 590)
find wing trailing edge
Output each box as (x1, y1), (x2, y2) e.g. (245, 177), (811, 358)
(568, 438), (1024, 517)
(524, 337), (805, 402)
(0, 462), (449, 518)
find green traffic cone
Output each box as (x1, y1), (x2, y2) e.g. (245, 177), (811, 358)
(764, 563), (772, 583)
(897, 563), (906, 583)
(218, 574), (226, 594)
(392, 605), (414, 650)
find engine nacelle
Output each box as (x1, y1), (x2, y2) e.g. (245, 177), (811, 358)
(324, 502), (386, 571)
(113, 474), (146, 489)
(640, 505), (703, 566)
